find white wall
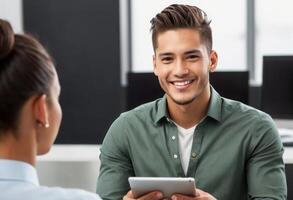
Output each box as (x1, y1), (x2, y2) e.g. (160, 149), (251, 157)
(0, 0), (23, 33)
(131, 0), (246, 72)
(255, 0), (293, 84)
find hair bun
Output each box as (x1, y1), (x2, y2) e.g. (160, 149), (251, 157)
(0, 19), (15, 60)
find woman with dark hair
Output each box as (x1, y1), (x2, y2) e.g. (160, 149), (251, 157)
(0, 19), (101, 200)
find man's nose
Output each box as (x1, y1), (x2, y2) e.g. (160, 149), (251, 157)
(174, 59), (189, 76)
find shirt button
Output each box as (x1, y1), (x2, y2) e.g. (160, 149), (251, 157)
(191, 152), (197, 158)
(173, 154), (178, 159)
(172, 136), (176, 140)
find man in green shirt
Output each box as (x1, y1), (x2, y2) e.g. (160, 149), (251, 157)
(97, 4), (287, 200)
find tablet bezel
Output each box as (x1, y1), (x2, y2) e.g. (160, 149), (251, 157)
(128, 177), (196, 198)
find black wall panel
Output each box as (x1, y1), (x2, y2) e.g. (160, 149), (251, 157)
(23, 0), (122, 144)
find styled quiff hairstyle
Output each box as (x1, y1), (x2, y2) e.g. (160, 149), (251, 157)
(150, 4), (212, 53)
(0, 19), (55, 135)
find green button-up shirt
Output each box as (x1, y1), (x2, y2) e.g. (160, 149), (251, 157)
(97, 88), (287, 200)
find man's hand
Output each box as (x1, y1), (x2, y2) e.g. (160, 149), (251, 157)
(171, 188), (216, 200)
(123, 190), (163, 200)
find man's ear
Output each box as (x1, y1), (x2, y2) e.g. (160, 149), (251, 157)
(209, 50), (218, 73)
(153, 54), (158, 76)
(34, 95), (49, 127)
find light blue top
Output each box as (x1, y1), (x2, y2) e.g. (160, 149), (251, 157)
(0, 159), (101, 200)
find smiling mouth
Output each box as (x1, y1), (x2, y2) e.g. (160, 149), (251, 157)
(171, 80), (194, 88)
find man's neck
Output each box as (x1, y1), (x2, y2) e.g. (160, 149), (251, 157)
(167, 86), (211, 129)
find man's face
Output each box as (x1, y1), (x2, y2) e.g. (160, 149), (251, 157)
(153, 28), (217, 106)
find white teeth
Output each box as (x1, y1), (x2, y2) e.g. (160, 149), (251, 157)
(173, 80), (191, 86)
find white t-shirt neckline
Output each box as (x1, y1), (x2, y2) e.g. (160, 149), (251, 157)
(173, 122), (197, 175)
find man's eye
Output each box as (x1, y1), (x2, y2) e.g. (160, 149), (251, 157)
(187, 55), (199, 60)
(161, 57), (173, 63)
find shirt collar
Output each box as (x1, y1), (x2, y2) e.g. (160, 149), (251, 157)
(154, 86), (223, 124)
(206, 86), (222, 122)
(0, 159), (39, 186)
(154, 95), (169, 124)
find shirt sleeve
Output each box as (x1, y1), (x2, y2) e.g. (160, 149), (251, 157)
(96, 114), (134, 200)
(246, 114), (287, 200)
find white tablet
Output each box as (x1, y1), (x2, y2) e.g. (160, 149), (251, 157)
(128, 177), (196, 198)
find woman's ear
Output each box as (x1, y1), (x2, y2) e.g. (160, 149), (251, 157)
(209, 50), (218, 72)
(34, 95), (49, 128)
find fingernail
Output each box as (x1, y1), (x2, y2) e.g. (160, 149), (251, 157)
(171, 195), (177, 200)
(157, 192), (163, 199)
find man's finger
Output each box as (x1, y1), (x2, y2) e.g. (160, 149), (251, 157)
(139, 191), (163, 200)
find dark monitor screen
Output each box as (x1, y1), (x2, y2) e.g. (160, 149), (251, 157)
(127, 71), (249, 110)
(209, 71), (249, 104)
(261, 56), (293, 119)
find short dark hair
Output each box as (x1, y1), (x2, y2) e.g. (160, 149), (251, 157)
(0, 19), (55, 135)
(150, 4), (212, 52)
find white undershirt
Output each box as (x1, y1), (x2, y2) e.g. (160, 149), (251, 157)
(174, 123), (197, 175)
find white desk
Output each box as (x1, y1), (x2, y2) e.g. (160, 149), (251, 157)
(284, 147), (293, 163)
(37, 145), (100, 162)
(36, 143), (293, 193)
(275, 119), (293, 129)
(36, 145), (100, 192)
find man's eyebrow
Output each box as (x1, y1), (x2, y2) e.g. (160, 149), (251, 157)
(184, 49), (201, 55)
(158, 50), (201, 57)
(158, 52), (173, 57)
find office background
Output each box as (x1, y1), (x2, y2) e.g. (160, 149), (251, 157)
(1, 0), (292, 143)
(1, 0), (293, 197)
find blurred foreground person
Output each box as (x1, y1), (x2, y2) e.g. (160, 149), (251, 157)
(0, 19), (101, 200)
